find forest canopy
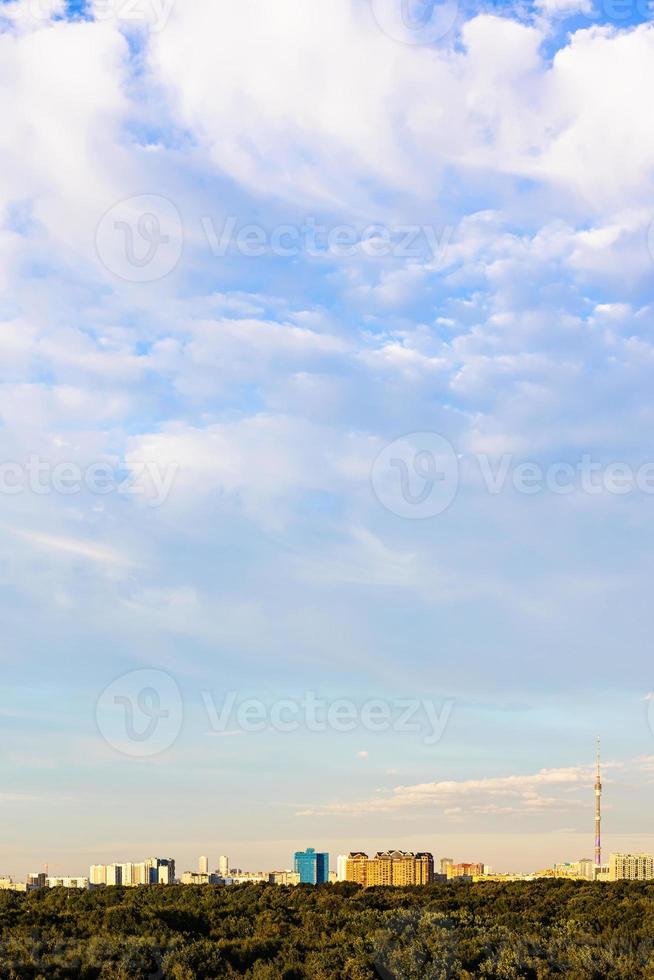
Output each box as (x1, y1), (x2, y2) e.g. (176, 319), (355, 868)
(1, 880), (654, 978)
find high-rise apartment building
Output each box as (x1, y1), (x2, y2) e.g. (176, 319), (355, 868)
(105, 865), (122, 887)
(344, 851), (434, 887)
(89, 865), (107, 886)
(294, 847), (329, 884)
(119, 863), (136, 886)
(152, 858), (175, 884)
(219, 855), (229, 877)
(345, 852), (368, 886)
(199, 856), (209, 875)
(609, 853), (654, 881)
(440, 857), (453, 876)
(89, 857), (175, 886)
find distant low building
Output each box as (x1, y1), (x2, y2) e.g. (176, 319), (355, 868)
(180, 872), (221, 885)
(268, 871), (301, 886)
(473, 873), (537, 882)
(595, 864), (610, 882)
(46, 877), (88, 889)
(534, 860), (595, 881)
(228, 872), (268, 884)
(0, 878), (27, 892)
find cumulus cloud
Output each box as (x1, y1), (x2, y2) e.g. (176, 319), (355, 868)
(149, 6), (654, 216)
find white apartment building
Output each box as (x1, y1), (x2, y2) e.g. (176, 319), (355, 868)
(609, 853), (654, 881)
(105, 865), (122, 887)
(336, 855), (348, 882)
(121, 863), (137, 886)
(46, 877), (88, 889)
(228, 872), (268, 884)
(268, 871), (301, 886)
(199, 856), (209, 875)
(89, 865), (107, 886)
(181, 871), (220, 885)
(219, 855), (229, 877)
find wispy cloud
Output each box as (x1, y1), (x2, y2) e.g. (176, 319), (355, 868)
(297, 764), (619, 818)
(12, 529), (131, 566)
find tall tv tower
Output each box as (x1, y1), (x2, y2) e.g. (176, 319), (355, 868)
(594, 736), (602, 868)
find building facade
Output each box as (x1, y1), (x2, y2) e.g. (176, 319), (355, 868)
(609, 853), (654, 881)
(447, 862), (484, 879)
(268, 871), (301, 886)
(344, 851), (434, 887)
(294, 847), (329, 884)
(46, 877), (88, 889)
(88, 857), (175, 886)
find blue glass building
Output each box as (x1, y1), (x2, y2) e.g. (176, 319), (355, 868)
(294, 847), (329, 884)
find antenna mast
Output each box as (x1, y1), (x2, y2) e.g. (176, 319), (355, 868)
(594, 736), (602, 868)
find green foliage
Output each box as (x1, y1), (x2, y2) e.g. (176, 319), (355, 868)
(0, 881), (653, 978)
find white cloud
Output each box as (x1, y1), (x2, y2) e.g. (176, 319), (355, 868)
(299, 765), (603, 817)
(12, 528), (131, 566)
(149, 6), (654, 217)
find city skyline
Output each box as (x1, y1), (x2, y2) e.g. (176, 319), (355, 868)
(4, 737), (654, 881)
(2, 0), (654, 882)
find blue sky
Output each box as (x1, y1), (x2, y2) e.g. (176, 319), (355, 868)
(1, 0), (654, 877)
